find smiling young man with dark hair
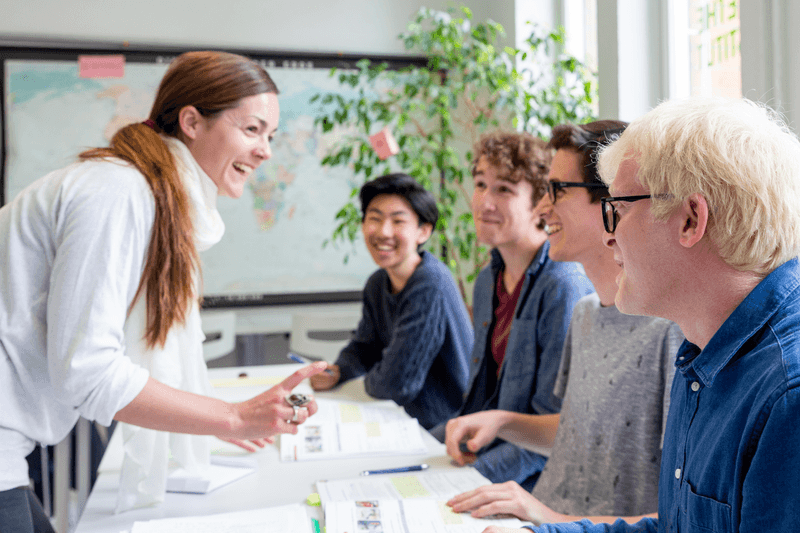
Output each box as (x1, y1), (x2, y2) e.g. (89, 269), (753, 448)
(310, 173), (473, 430)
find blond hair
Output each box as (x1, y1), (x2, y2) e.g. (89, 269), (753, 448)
(598, 97), (800, 275)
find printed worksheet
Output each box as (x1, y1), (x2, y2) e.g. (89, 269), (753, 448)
(312, 398), (416, 424)
(317, 468), (493, 506)
(324, 498), (527, 533)
(280, 399), (427, 461)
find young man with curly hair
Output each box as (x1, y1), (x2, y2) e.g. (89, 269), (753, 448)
(431, 132), (594, 491)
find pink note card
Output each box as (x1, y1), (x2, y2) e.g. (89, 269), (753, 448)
(78, 55), (125, 79)
(369, 127), (399, 160)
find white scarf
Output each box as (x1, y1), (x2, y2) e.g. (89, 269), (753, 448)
(116, 137), (225, 513)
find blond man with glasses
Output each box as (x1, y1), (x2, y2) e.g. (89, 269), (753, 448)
(486, 98), (800, 533)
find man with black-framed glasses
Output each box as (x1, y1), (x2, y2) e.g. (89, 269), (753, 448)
(445, 120), (683, 528)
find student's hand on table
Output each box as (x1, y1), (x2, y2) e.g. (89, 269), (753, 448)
(228, 362), (327, 441)
(481, 528), (531, 533)
(309, 363), (340, 390)
(448, 481), (563, 525)
(218, 436), (274, 452)
(445, 410), (506, 465)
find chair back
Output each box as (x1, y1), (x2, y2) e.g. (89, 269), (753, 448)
(289, 311), (360, 363)
(201, 310), (237, 362)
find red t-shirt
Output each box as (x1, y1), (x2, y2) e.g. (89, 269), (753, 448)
(490, 269), (525, 376)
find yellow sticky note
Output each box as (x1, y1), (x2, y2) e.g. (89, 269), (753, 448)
(338, 404), (363, 423)
(364, 422), (381, 438)
(390, 476), (430, 498)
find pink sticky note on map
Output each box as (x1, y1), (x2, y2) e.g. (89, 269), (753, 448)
(369, 127), (399, 160)
(78, 55), (125, 79)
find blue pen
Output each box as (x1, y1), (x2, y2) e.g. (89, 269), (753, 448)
(287, 352), (311, 365)
(287, 352), (334, 374)
(361, 464), (429, 476)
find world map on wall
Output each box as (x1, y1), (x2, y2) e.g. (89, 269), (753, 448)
(4, 57), (377, 302)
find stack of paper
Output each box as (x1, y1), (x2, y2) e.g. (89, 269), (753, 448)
(317, 468), (493, 504)
(324, 498), (527, 532)
(280, 399), (427, 462)
(318, 469), (529, 532)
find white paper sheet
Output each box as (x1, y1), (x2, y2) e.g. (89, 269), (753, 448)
(166, 455), (256, 494)
(310, 399), (415, 425)
(316, 468), (493, 505)
(280, 399), (427, 461)
(324, 498), (527, 533)
(129, 504), (313, 533)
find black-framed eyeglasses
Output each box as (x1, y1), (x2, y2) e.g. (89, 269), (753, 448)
(547, 181), (607, 205)
(601, 195), (653, 233)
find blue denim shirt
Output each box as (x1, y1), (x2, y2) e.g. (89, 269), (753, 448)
(460, 243), (594, 490)
(526, 258), (800, 533)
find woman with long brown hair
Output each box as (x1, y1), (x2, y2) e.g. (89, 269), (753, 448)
(0, 51), (326, 531)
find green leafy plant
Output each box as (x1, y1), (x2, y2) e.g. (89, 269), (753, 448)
(311, 5), (596, 304)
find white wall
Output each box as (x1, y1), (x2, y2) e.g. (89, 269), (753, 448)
(0, 0), (515, 55)
(6, 0), (799, 126)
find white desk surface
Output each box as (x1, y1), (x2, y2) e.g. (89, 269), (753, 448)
(75, 364), (453, 533)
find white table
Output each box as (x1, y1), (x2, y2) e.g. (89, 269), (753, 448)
(75, 364), (452, 533)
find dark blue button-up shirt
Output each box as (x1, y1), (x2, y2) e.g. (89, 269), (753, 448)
(527, 258), (800, 532)
(459, 243), (594, 491)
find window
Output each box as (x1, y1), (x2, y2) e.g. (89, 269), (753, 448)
(562, 0), (598, 76)
(687, 0), (742, 97)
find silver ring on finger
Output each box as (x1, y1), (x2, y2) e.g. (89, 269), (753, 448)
(291, 405), (301, 422)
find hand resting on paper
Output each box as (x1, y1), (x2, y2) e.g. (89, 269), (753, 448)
(458, 483), (657, 530)
(448, 480), (562, 524)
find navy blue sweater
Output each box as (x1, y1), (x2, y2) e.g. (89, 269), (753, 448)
(336, 251), (473, 429)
